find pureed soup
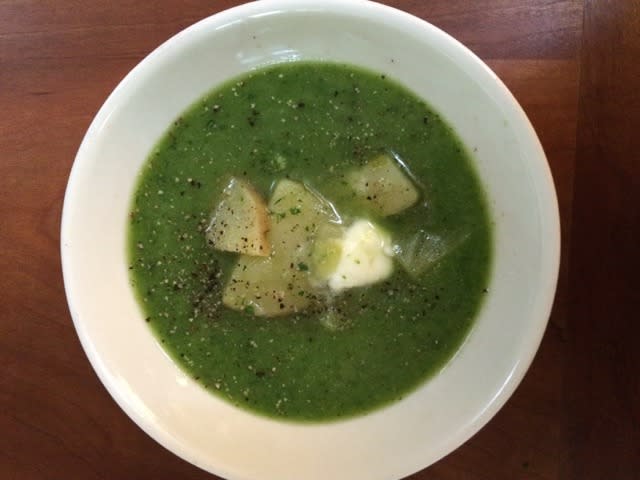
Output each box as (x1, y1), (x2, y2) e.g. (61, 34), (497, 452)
(128, 62), (492, 421)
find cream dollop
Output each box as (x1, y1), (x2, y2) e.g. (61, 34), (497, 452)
(327, 220), (394, 291)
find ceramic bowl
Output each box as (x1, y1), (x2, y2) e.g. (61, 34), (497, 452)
(61, 1), (560, 478)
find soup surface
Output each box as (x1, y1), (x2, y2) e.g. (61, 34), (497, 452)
(128, 62), (492, 421)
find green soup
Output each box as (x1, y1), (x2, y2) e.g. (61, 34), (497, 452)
(128, 62), (492, 421)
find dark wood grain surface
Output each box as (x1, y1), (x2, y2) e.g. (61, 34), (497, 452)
(1, 1), (638, 479)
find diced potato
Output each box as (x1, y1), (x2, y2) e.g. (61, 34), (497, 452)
(309, 222), (345, 283)
(206, 178), (270, 256)
(223, 254), (311, 316)
(267, 179), (340, 256)
(311, 236), (343, 281)
(394, 229), (469, 278)
(347, 153), (419, 216)
(222, 179), (339, 316)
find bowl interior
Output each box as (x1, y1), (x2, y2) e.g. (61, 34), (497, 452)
(61, 1), (559, 479)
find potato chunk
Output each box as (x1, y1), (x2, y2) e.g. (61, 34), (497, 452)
(394, 229), (469, 278)
(347, 153), (419, 216)
(223, 179), (339, 316)
(206, 178), (270, 256)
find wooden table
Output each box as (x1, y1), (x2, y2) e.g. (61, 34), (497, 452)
(2, 1), (638, 478)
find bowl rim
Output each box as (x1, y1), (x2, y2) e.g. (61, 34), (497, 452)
(61, 1), (560, 478)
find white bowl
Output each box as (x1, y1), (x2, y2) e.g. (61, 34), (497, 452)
(61, 1), (560, 479)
